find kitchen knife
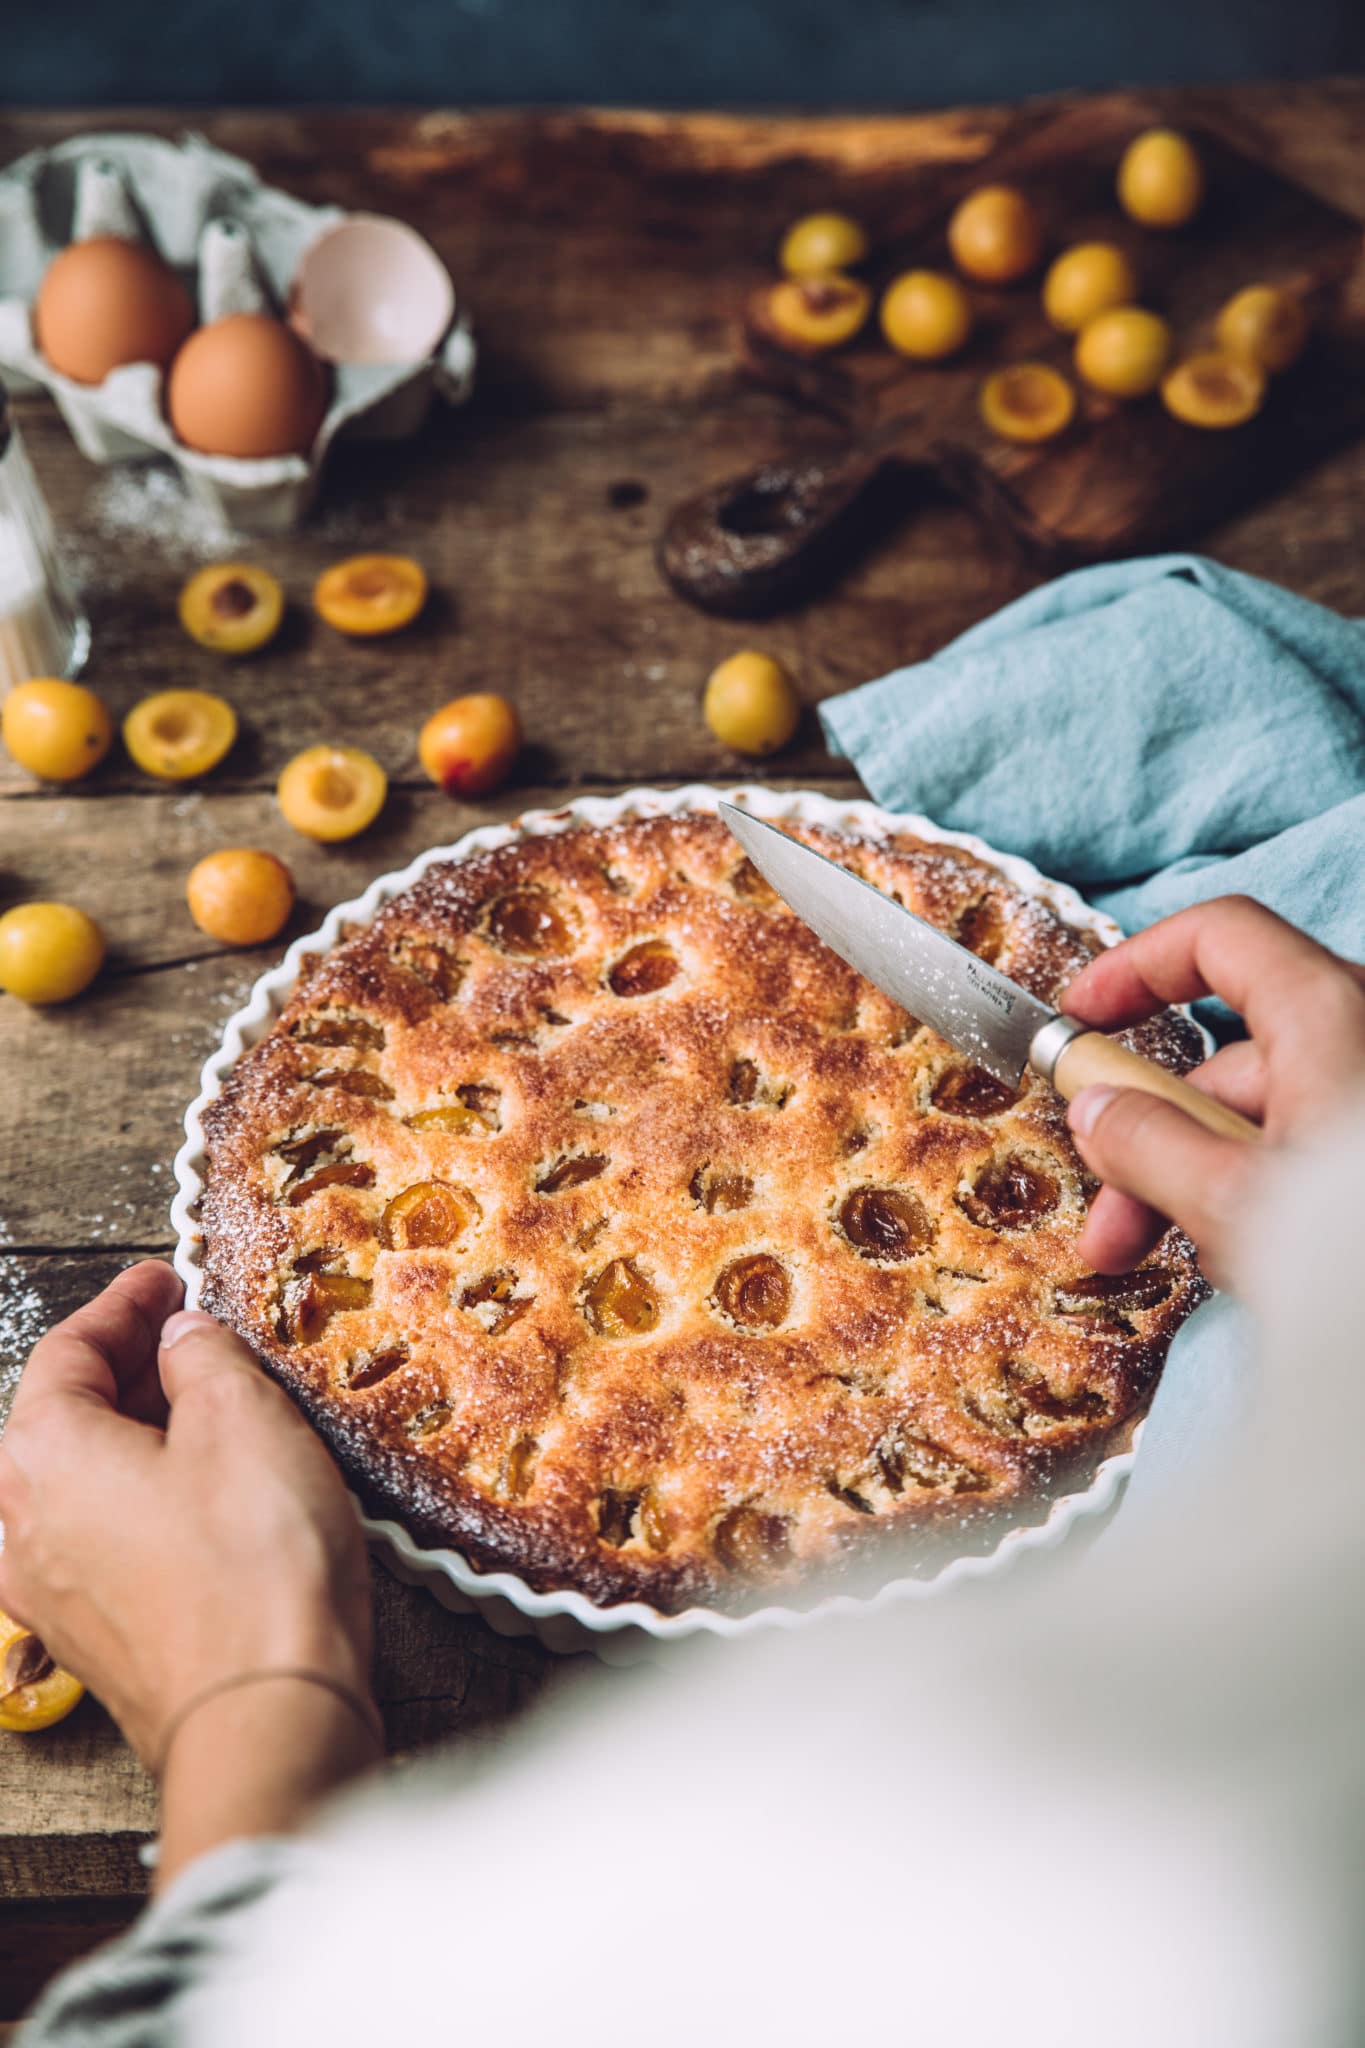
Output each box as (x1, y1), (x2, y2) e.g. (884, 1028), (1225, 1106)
(719, 804), (1259, 1143)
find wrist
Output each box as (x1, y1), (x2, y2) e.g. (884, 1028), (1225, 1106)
(156, 1672), (382, 1891)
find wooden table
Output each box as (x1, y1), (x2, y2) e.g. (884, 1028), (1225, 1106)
(2, 84), (1363, 2019)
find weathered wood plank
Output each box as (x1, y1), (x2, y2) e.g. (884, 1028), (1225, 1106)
(1, 396), (1020, 798)
(1, 1908), (142, 2023)
(0, 779), (867, 972)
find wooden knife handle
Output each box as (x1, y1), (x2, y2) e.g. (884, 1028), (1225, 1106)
(1050, 1031), (1261, 1144)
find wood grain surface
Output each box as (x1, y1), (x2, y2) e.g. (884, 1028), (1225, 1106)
(2, 85), (1364, 2015)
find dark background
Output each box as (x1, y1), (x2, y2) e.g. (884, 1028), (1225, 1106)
(10, 0), (1365, 107)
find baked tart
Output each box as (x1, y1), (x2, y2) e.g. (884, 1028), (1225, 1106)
(199, 811), (1207, 1613)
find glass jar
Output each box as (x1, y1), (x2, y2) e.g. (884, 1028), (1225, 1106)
(0, 379), (90, 694)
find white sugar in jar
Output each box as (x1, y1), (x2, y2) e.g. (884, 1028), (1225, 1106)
(0, 381), (89, 695)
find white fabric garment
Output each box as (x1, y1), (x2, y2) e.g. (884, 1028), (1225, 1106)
(177, 1096), (1365, 2048)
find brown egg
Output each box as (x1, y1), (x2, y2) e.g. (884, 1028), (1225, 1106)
(34, 236), (195, 386)
(167, 313), (329, 459)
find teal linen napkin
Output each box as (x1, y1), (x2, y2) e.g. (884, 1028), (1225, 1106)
(820, 553), (1365, 1524)
(820, 553), (1365, 964)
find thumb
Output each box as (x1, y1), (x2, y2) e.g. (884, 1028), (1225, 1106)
(157, 1308), (270, 1407)
(1067, 1085), (1257, 1281)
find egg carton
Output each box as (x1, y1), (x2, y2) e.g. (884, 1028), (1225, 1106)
(0, 132), (476, 532)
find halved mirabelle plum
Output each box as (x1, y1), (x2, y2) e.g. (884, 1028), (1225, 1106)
(608, 940), (679, 997)
(1161, 351), (1265, 429)
(283, 1270), (372, 1344)
(536, 1151), (608, 1193)
(757, 274), (871, 355)
(779, 211), (869, 278)
(485, 886), (578, 957)
(713, 1504), (791, 1576)
(0, 1612), (84, 1734)
(2, 678), (112, 783)
(381, 1179), (480, 1251)
(879, 269), (973, 360)
(1074, 307), (1172, 398)
(186, 849), (294, 946)
(582, 1256), (659, 1336)
(418, 692), (521, 798)
(123, 689), (237, 781)
(1117, 128), (1204, 229)
(962, 1156), (1060, 1230)
(277, 745), (387, 841)
(837, 1185), (932, 1261)
(1042, 241), (1138, 333)
(948, 184), (1045, 285)
(713, 1253), (790, 1329)
(314, 555), (427, 637)
(461, 1269), (533, 1336)
(979, 363), (1076, 444)
(0, 902), (104, 1005)
(1215, 285), (1309, 376)
(406, 1084), (500, 1136)
(178, 564), (284, 654)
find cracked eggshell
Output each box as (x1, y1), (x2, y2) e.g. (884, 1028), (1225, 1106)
(290, 213), (455, 367)
(0, 133), (477, 531)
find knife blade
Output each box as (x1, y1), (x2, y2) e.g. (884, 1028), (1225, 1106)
(719, 803), (1259, 1142)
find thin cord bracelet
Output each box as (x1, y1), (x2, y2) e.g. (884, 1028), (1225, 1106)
(154, 1667), (385, 1783)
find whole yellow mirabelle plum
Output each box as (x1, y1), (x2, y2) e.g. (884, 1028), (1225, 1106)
(879, 270), (974, 360)
(1042, 242), (1138, 333)
(1074, 307), (1173, 398)
(0, 902), (104, 1005)
(1215, 285), (1309, 375)
(779, 211), (869, 278)
(186, 850), (295, 946)
(947, 185), (1045, 285)
(2, 678), (112, 782)
(1117, 129), (1205, 229)
(418, 693), (522, 798)
(703, 652), (801, 756)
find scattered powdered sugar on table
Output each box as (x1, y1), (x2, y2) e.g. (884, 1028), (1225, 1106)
(62, 465), (241, 592)
(0, 1262), (46, 1434)
(59, 461), (416, 596)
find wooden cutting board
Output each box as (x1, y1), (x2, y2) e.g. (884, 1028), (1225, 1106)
(660, 94), (1365, 615)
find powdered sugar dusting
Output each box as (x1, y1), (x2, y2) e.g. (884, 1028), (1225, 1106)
(0, 1263), (46, 1433)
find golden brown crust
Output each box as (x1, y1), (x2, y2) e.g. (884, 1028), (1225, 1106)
(199, 813), (1208, 1613)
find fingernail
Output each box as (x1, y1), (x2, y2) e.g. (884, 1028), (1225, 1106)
(1068, 1085), (1118, 1140)
(160, 1309), (218, 1350)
